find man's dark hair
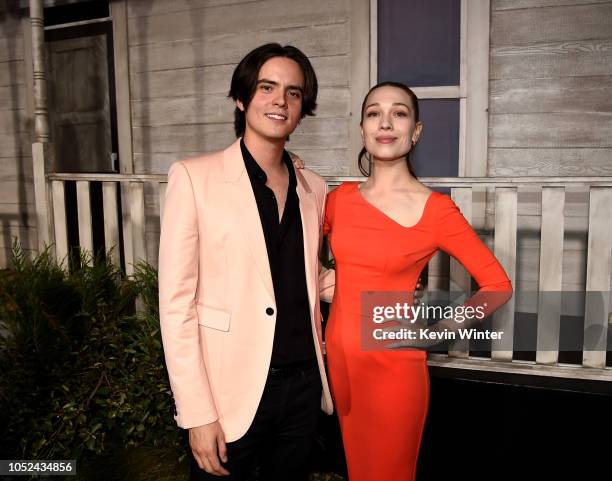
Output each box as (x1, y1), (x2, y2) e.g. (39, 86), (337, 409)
(228, 43), (318, 138)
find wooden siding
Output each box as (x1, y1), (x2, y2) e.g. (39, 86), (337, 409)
(1, 0), (611, 288)
(127, 0), (351, 176)
(0, 3), (34, 267)
(127, 0), (352, 263)
(489, 1), (612, 172)
(488, 0), (612, 299)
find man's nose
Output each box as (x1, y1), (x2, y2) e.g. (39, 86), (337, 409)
(273, 91), (288, 107)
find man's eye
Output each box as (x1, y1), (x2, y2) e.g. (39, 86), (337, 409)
(289, 91), (301, 98)
(261, 85), (272, 92)
(395, 111), (407, 117)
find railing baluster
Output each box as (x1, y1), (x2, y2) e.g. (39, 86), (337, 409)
(130, 181), (147, 270)
(427, 252), (447, 292)
(449, 187), (472, 358)
(51, 180), (68, 266)
(536, 187), (565, 365)
(582, 187), (612, 369)
(120, 181), (134, 275)
(76, 181), (93, 264)
(102, 181), (121, 267)
(492, 187), (517, 362)
(158, 182), (167, 225)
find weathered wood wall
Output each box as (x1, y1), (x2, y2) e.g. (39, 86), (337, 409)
(487, 0), (612, 295)
(125, 0), (352, 265)
(489, 0), (612, 175)
(128, 0), (351, 176)
(1, 0), (611, 272)
(0, 2), (36, 267)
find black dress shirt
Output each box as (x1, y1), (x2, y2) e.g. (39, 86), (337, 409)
(241, 139), (316, 367)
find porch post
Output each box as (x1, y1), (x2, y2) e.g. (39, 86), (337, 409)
(29, 0), (53, 252)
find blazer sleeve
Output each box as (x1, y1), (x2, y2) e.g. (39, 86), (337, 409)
(435, 194), (513, 318)
(158, 161), (218, 429)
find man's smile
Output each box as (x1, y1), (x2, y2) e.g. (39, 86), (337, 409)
(265, 113), (288, 121)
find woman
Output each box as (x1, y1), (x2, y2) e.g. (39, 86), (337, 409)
(321, 82), (513, 481)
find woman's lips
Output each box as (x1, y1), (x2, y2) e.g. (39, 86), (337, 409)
(376, 136), (396, 144)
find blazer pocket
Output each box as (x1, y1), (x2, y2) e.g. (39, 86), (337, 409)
(196, 304), (231, 332)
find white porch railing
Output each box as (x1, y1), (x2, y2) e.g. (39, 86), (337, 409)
(45, 173), (612, 382)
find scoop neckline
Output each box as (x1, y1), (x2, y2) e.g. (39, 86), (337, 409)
(353, 182), (436, 230)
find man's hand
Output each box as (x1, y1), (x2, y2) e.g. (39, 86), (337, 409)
(288, 151), (305, 169)
(189, 421), (230, 476)
(414, 277), (425, 305)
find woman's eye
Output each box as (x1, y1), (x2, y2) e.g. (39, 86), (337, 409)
(366, 111), (379, 117)
(289, 91), (301, 98)
(261, 85), (272, 92)
(395, 111), (408, 117)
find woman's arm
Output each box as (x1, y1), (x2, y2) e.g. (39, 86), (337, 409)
(433, 194), (513, 333)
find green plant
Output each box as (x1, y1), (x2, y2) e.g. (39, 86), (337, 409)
(116, 261), (181, 451)
(0, 241), (180, 463)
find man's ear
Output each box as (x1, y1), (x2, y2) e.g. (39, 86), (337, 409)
(236, 99), (245, 112)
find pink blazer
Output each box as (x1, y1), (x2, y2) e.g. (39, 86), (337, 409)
(159, 139), (334, 441)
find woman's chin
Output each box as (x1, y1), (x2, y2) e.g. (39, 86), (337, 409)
(372, 153), (410, 164)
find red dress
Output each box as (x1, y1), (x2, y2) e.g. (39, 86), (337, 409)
(323, 182), (512, 481)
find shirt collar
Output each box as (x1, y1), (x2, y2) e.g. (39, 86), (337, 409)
(240, 138), (296, 188)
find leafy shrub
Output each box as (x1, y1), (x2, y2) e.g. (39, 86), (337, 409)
(0, 241), (180, 462)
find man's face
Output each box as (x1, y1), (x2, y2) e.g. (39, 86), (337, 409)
(238, 56), (305, 142)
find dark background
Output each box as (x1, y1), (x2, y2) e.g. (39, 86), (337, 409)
(311, 367), (612, 480)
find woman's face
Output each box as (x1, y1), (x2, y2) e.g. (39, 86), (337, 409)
(360, 86), (422, 163)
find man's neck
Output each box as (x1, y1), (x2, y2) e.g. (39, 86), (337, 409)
(243, 130), (286, 172)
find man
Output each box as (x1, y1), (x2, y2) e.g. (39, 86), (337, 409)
(158, 43), (334, 481)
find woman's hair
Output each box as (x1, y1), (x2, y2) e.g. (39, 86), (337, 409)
(228, 43), (318, 138)
(358, 81), (419, 178)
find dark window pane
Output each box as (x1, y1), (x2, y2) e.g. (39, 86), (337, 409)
(378, 0), (460, 87)
(44, 1), (110, 26)
(411, 99), (459, 177)
(46, 21), (118, 173)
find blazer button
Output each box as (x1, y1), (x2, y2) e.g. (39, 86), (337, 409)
(266, 307), (275, 316)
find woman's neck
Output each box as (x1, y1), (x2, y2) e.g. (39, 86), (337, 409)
(365, 157), (415, 191)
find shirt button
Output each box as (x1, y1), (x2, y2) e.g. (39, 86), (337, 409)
(266, 307), (275, 316)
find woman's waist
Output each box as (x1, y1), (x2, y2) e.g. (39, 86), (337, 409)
(335, 274), (421, 294)
(332, 287), (419, 317)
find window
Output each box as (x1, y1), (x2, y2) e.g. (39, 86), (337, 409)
(372, 0), (491, 177)
(44, 0), (118, 173)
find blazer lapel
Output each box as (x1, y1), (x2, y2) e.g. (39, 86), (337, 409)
(223, 140), (275, 302)
(295, 169), (319, 316)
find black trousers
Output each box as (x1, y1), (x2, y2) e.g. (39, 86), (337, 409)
(189, 361), (322, 481)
